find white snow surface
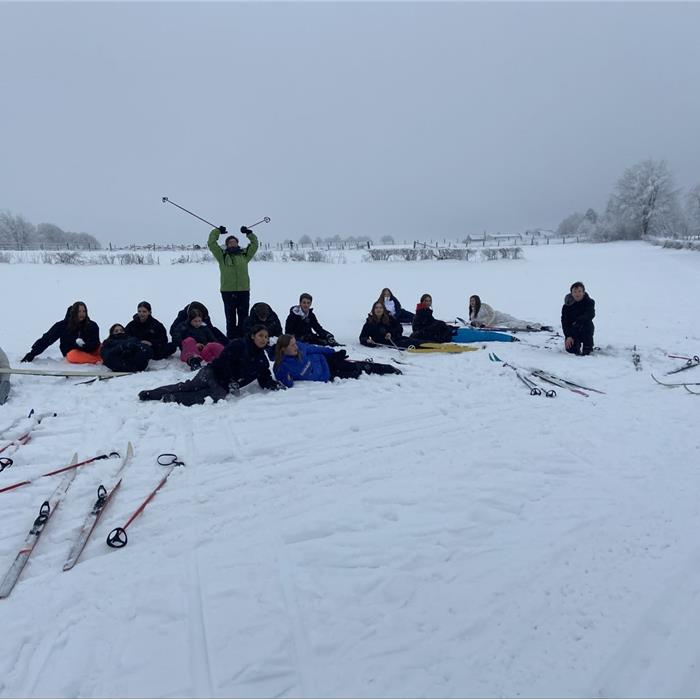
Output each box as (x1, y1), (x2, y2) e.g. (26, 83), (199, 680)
(1, 241), (699, 698)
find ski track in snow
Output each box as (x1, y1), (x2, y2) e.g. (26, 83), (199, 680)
(1, 242), (700, 697)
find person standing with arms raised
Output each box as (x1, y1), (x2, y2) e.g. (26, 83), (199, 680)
(208, 224), (259, 339)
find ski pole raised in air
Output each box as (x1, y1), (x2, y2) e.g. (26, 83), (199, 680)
(106, 453), (184, 549)
(247, 216), (271, 228)
(161, 196), (217, 228)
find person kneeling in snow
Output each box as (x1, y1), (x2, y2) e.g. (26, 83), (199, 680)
(101, 324), (153, 372)
(284, 293), (340, 347)
(273, 334), (401, 388)
(561, 281), (595, 356)
(138, 325), (284, 405)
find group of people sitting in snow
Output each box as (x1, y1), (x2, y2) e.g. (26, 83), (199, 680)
(17, 281), (595, 405)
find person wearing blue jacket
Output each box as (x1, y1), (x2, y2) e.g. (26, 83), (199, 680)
(273, 335), (400, 388)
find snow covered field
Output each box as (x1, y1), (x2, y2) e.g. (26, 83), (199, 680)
(1, 241), (699, 698)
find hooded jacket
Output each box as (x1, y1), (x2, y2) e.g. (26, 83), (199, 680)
(242, 302), (283, 338)
(207, 229), (259, 292)
(170, 302), (227, 345)
(101, 333), (153, 372)
(284, 305), (333, 342)
(561, 293), (595, 338)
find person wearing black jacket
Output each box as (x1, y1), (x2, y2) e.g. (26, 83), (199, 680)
(169, 301), (227, 346)
(101, 324), (153, 372)
(124, 301), (176, 360)
(243, 302), (284, 360)
(360, 301), (408, 347)
(377, 288), (415, 324)
(410, 294), (455, 343)
(284, 293), (339, 347)
(561, 282), (595, 356)
(21, 301), (101, 364)
(138, 325), (284, 405)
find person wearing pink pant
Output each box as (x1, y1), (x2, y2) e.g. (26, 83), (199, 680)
(175, 309), (225, 370)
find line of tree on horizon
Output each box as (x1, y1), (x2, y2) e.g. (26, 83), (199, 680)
(557, 159), (700, 242)
(0, 212), (101, 251)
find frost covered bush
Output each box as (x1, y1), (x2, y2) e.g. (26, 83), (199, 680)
(171, 252), (212, 264)
(0, 252), (11, 263)
(306, 250), (326, 263)
(256, 250), (274, 262)
(288, 251), (306, 262)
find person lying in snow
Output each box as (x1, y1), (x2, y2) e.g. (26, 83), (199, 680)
(561, 281), (595, 356)
(101, 324), (153, 372)
(412, 294), (516, 344)
(284, 292), (340, 346)
(273, 335), (401, 388)
(175, 308), (226, 371)
(138, 325), (283, 405)
(468, 295), (552, 331)
(21, 301), (101, 364)
(124, 301), (177, 360)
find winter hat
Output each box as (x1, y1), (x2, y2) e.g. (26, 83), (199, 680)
(225, 235), (239, 246)
(137, 301), (152, 312)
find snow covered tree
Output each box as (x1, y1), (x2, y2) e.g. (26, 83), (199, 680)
(0, 211), (36, 249)
(298, 234), (313, 247)
(380, 235), (395, 245)
(604, 159), (681, 239)
(36, 222), (66, 248)
(557, 212), (584, 237)
(685, 184), (700, 237)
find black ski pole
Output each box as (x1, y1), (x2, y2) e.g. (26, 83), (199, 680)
(247, 216), (271, 228)
(161, 196), (217, 228)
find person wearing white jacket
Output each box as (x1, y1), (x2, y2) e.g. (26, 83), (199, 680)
(468, 295), (551, 332)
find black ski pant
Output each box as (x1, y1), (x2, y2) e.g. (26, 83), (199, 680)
(140, 366), (228, 406)
(326, 355), (400, 380)
(565, 322), (594, 356)
(151, 341), (178, 360)
(221, 291), (250, 339)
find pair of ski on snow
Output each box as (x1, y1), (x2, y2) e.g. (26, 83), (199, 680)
(489, 353), (606, 398)
(650, 353), (700, 393)
(0, 445), (184, 598)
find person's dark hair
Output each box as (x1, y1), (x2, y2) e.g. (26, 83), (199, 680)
(67, 301), (88, 331)
(137, 301), (152, 313)
(368, 301), (391, 325)
(419, 293), (432, 304)
(249, 324), (269, 339)
(570, 281), (585, 292)
(299, 292), (313, 303)
(469, 295), (481, 321)
(109, 323), (126, 336)
(225, 235), (239, 247)
(274, 334), (296, 368)
(254, 302), (270, 319)
(187, 307), (203, 322)
(380, 287), (393, 299)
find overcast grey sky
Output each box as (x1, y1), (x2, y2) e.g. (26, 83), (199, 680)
(1, 1), (699, 245)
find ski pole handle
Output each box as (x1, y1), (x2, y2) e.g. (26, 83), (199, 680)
(0, 457), (13, 472)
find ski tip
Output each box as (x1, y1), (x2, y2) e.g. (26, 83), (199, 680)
(126, 441), (134, 459)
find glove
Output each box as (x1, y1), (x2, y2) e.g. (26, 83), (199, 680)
(75, 338), (85, 348)
(334, 349), (348, 360)
(326, 335), (339, 347)
(228, 380), (240, 396)
(21, 352), (35, 363)
(218, 225), (228, 236)
(267, 380), (286, 391)
(240, 226), (253, 236)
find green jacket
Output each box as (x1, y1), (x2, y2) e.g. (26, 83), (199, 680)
(207, 229), (259, 292)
